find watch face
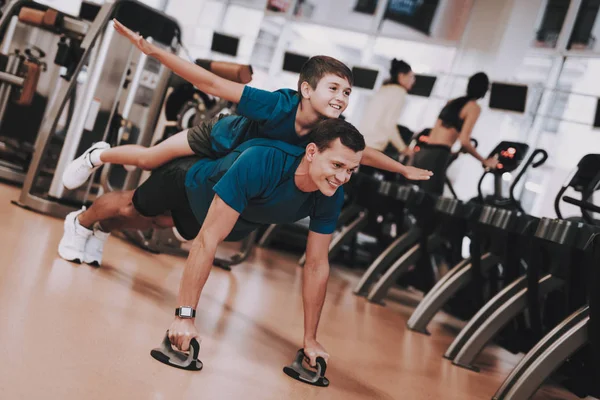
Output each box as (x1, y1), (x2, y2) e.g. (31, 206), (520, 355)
(180, 307), (193, 317)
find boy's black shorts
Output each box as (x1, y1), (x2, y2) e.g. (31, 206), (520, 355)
(132, 156), (202, 240)
(186, 113), (228, 159)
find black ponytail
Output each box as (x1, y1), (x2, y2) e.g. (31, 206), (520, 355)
(384, 58), (412, 86)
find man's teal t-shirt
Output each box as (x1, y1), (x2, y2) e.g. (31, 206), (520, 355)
(208, 87), (311, 156)
(184, 139), (344, 242)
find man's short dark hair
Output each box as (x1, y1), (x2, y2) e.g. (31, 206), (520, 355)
(298, 55), (353, 94)
(309, 118), (365, 153)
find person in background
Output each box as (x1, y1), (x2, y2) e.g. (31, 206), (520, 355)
(358, 59), (416, 157)
(412, 72), (498, 194)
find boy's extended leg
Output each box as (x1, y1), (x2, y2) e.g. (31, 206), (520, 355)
(62, 130), (193, 190)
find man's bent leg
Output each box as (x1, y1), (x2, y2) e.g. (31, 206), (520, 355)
(78, 190), (136, 229)
(83, 211), (174, 266)
(58, 190), (136, 264)
(58, 207), (92, 263)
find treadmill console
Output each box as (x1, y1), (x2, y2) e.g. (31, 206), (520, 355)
(487, 141), (529, 173)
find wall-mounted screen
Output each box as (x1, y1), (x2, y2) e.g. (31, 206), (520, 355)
(408, 74), (437, 97)
(383, 0), (440, 36)
(211, 32), (240, 57)
(489, 82), (528, 113)
(282, 52), (310, 73)
(352, 66), (379, 89)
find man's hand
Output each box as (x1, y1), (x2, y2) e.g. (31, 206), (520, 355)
(401, 165), (433, 181)
(304, 338), (329, 367)
(168, 318), (200, 352)
(113, 19), (155, 55)
(482, 157), (498, 170)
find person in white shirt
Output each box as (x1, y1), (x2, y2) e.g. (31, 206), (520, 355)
(358, 59), (415, 156)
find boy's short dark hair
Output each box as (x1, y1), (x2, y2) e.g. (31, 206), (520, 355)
(298, 55), (353, 94)
(309, 118), (365, 153)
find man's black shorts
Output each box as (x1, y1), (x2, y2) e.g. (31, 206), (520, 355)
(132, 156), (202, 240)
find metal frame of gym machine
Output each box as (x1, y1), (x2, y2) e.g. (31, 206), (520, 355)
(490, 160), (600, 399)
(441, 157), (600, 371)
(406, 148), (548, 335)
(2, 1), (179, 213)
(3, 1), (257, 271)
(0, 0), (90, 185)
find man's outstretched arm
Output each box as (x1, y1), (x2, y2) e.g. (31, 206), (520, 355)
(302, 230), (333, 366)
(168, 195), (239, 351)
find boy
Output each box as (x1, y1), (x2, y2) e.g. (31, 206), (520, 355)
(62, 19), (431, 191)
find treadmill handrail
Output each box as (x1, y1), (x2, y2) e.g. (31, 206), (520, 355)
(563, 196), (600, 214)
(508, 148), (548, 212)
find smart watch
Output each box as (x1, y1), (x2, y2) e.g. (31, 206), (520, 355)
(175, 306), (196, 318)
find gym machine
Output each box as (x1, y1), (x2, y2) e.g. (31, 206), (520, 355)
(0, 0), (93, 184)
(443, 155), (599, 376)
(406, 148), (548, 334)
(355, 141), (541, 304)
(493, 204), (600, 399)
(10, 0), (180, 217)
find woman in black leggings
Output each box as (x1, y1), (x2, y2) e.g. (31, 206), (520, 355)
(412, 72), (498, 194)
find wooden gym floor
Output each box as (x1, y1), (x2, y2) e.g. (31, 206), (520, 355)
(0, 183), (586, 399)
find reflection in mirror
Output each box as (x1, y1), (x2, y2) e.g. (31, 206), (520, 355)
(291, 0), (380, 32)
(568, 0), (600, 50)
(265, 0), (293, 13)
(250, 15), (287, 71)
(558, 57), (600, 96)
(533, 0), (570, 49)
(354, 0), (380, 15)
(379, 0), (473, 43)
(230, 0), (268, 9)
(371, 36), (456, 74)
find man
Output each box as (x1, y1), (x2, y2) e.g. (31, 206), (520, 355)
(58, 118), (365, 366)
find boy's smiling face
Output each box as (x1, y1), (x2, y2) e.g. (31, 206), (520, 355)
(301, 74), (352, 119)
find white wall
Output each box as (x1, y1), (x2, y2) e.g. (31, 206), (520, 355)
(442, 0), (547, 205)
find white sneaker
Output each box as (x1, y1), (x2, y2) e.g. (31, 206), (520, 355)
(84, 226), (110, 266)
(62, 141), (110, 190)
(58, 207), (92, 263)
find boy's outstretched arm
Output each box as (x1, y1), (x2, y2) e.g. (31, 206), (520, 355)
(113, 19), (244, 104)
(361, 147), (433, 181)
